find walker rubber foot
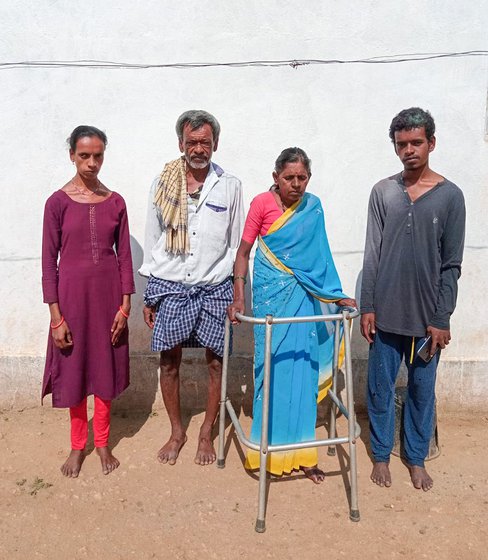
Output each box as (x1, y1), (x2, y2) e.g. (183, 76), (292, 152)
(350, 509), (360, 522)
(255, 519), (266, 533)
(327, 447), (336, 456)
(216, 459), (225, 469)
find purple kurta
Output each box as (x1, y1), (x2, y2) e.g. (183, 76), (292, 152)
(42, 190), (135, 408)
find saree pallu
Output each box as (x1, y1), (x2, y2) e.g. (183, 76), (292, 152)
(246, 193), (348, 475)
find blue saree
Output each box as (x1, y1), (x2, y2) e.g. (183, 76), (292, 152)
(246, 193), (348, 474)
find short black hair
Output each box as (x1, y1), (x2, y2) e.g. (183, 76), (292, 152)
(67, 125), (108, 151)
(389, 107), (435, 142)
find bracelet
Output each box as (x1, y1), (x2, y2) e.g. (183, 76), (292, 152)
(119, 306), (130, 318)
(233, 276), (247, 284)
(51, 316), (65, 329)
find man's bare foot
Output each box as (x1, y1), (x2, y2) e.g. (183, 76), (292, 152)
(157, 434), (187, 465)
(302, 465), (326, 484)
(60, 449), (85, 478)
(371, 462), (392, 487)
(96, 447), (120, 475)
(194, 429), (216, 466)
(408, 464), (433, 491)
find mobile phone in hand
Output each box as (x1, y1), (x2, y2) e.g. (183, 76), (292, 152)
(416, 336), (437, 363)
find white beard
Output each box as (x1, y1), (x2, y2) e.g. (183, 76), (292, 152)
(185, 154), (210, 170)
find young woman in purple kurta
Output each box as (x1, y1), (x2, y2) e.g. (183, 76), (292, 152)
(42, 125), (135, 477)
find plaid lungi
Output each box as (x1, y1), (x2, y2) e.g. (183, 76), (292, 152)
(144, 276), (233, 357)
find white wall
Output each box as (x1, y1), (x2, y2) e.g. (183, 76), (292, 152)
(1, 1), (487, 408)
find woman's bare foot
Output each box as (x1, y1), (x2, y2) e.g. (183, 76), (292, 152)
(194, 428), (216, 466)
(96, 447), (120, 475)
(408, 464), (433, 491)
(60, 449), (85, 478)
(302, 466), (326, 484)
(371, 462), (392, 487)
(157, 434), (187, 465)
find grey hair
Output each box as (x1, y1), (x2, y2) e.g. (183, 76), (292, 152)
(175, 110), (221, 143)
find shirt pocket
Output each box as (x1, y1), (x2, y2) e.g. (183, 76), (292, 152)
(205, 200), (228, 214)
(202, 198), (229, 248)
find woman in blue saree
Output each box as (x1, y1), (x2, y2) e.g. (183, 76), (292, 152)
(228, 148), (355, 483)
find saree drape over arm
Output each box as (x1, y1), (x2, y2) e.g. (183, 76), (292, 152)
(246, 193), (348, 475)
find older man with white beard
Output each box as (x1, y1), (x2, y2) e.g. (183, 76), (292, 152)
(140, 110), (244, 467)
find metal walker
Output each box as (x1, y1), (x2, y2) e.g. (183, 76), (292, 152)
(217, 308), (361, 533)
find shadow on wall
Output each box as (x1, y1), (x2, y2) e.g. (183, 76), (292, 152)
(128, 235), (152, 352)
(107, 250), (377, 437)
(109, 236), (158, 445)
(109, 236), (256, 437)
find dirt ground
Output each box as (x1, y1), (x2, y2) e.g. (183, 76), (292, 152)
(0, 404), (487, 560)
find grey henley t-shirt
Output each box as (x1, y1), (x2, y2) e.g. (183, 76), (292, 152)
(360, 173), (465, 337)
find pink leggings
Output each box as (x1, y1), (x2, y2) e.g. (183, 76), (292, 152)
(69, 396), (111, 450)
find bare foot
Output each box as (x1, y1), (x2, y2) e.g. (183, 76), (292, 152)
(157, 434), (187, 465)
(408, 464), (433, 491)
(96, 447), (120, 475)
(302, 465), (326, 484)
(60, 449), (85, 478)
(194, 430), (216, 466)
(371, 462), (392, 487)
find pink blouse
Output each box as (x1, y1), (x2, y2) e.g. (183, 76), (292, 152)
(242, 191), (283, 245)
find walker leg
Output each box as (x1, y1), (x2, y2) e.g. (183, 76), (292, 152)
(350, 508), (360, 522)
(217, 402), (226, 469)
(328, 320), (341, 457)
(343, 312), (360, 522)
(255, 450), (268, 533)
(255, 316), (273, 533)
(217, 319), (231, 469)
(327, 397), (337, 456)
(348, 433), (360, 521)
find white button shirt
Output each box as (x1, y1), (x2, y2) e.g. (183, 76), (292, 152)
(139, 162), (244, 286)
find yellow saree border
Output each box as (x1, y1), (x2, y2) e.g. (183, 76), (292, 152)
(267, 197), (301, 235)
(259, 202), (341, 305)
(258, 237), (293, 274)
(245, 447), (318, 475)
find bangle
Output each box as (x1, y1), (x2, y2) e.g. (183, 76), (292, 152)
(119, 306), (130, 318)
(233, 276), (247, 284)
(51, 316), (65, 329)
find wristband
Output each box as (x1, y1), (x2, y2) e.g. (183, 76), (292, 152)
(119, 306), (130, 318)
(51, 316), (65, 329)
(233, 276), (247, 284)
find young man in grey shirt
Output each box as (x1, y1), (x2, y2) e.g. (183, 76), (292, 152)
(360, 107), (465, 491)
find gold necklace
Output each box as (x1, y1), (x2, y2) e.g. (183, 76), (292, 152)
(70, 179), (102, 197)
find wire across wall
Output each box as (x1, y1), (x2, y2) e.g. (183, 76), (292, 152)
(1, 51), (487, 71)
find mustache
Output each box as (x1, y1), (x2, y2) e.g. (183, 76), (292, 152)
(185, 154), (209, 169)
